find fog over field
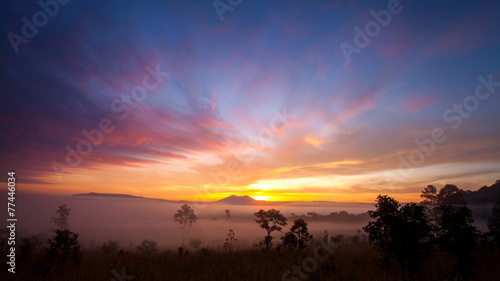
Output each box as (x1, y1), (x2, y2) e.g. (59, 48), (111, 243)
(4, 191), (492, 252)
(5, 192), (374, 250)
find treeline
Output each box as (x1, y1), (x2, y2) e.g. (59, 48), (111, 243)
(461, 179), (500, 204)
(288, 210), (370, 223)
(237, 182), (500, 280)
(363, 182), (500, 281)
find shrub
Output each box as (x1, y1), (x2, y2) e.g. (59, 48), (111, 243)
(100, 239), (120, 255)
(46, 229), (82, 264)
(137, 240), (158, 256)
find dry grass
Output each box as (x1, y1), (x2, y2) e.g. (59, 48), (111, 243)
(1, 244), (500, 281)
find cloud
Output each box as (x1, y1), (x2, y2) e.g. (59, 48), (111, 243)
(1, 0), (499, 203)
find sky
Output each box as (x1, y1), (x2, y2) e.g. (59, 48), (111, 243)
(1, 0), (499, 203)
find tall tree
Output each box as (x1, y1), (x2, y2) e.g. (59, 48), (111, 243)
(438, 205), (479, 279)
(437, 184), (467, 207)
(420, 185), (439, 222)
(173, 204), (198, 247)
(46, 229), (82, 264)
(363, 195), (400, 267)
(281, 218), (313, 249)
(46, 204), (81, 264)
(392, 203), (432, 281)
(364, 196), (432, 281)
(254, 209), (287, 251)
(50, 204), (71, 230)
(225, 209), (231, 221)
(223, 229), (238, 252)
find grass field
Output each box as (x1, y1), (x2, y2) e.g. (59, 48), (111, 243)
(2, 241), (500, 281)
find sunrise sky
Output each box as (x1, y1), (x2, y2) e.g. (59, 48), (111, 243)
(1, 0), (499, 203)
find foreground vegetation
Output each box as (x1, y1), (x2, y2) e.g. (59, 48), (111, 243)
(2, 181), (500, 280)
(1, 242), (500, 281)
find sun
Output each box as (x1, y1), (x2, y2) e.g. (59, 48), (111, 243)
(251, 195), (270, 201)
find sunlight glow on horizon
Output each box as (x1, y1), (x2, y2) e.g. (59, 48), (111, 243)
(251, 195), (270, 201)
(17, 161), (500, 204)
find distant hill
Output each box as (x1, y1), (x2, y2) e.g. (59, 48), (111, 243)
(73, 192), (147, 199)
(217, 195), (263, 205)
(72, 192), (184, 203)
(462, 180), (500, 205)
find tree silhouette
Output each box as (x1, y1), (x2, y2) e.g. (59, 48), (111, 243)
(46, 229), (82, 264)
(363, 195), (400, 268)
(136, 240), (158, 255)
(420, 185), (439, 222)
(438, 184), (467, 207)
(392, 203), (432, 281)
(223, 229), (238, 252)
(50, 204), (71, 230)
(331, 234), (345, 245)
(289, 212), (298, 220)
(421, 184), (468, 226)
(438, 205), (479, 280)
(46, 204), (81, 264)
(225, 209), (231, 221)
(19, 235), (41, 262)
(173, 204), (198, 247)
(254, 209), (287, 251)
(364, 196), (432, 281)
(281, 218), (313, 249)
(323, 230), (330, 244)
(281, 232), (298, 250)
(101, 239), (120, 255)
(487, 198), (500, 247)
(307, 211), (319, 219)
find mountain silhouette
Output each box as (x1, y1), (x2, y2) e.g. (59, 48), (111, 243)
(217, 195), (263, 205)
(72, 192), (183, 203)
(73, 192), (146, 199)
